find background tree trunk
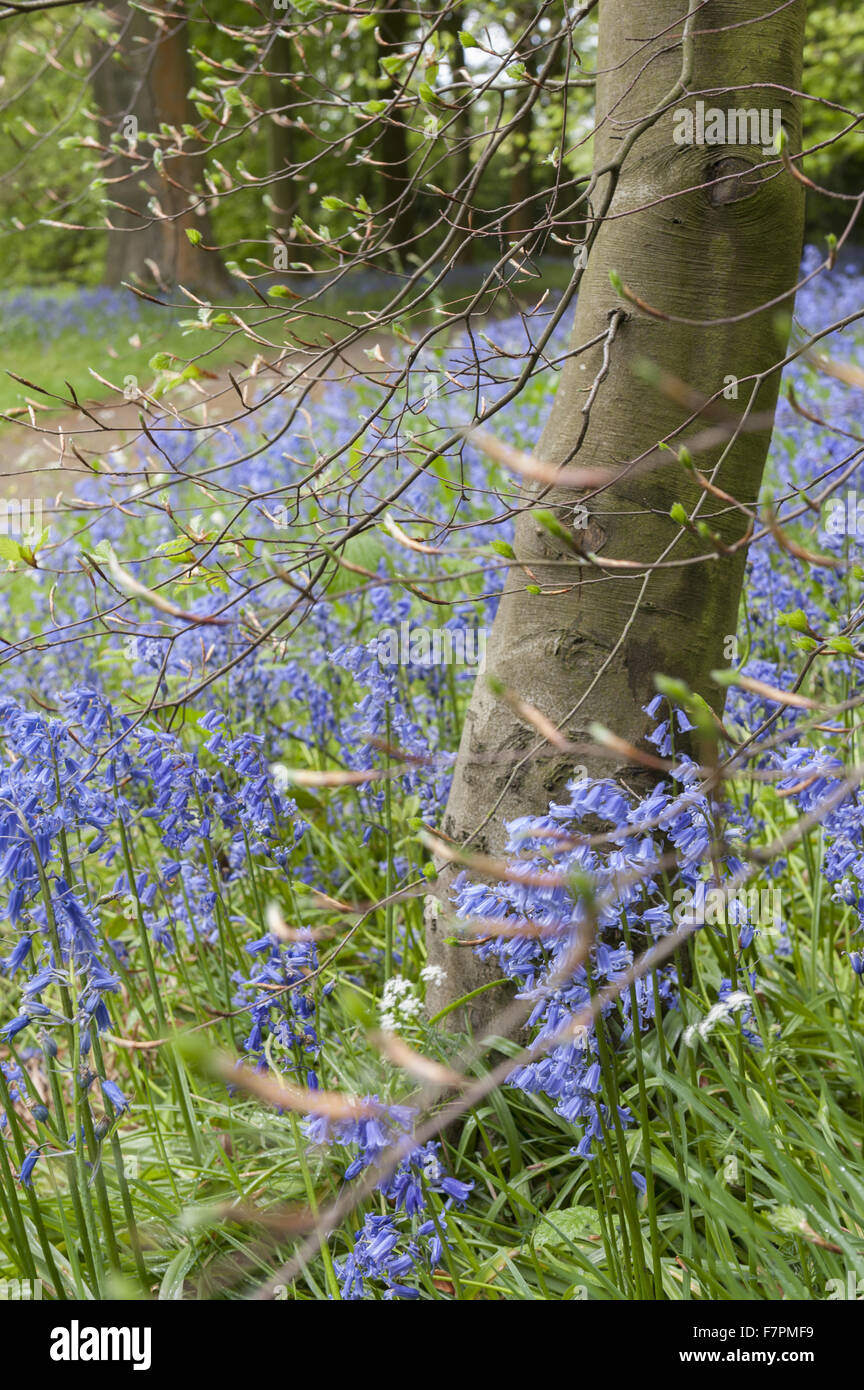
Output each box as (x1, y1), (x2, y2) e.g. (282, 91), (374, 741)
(92, 1), (231, 296)
(376, 0), (415, 263)
(504, 12), (537, 244)
(425, 0), (807, 1027)
(445, 8), (474, 263)
(269, 26), (299, 236)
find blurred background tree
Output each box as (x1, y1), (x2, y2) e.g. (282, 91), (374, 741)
(0, 1), (857, 294)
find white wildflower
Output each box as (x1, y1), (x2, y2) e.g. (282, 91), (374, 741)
(420, 964), (446, 988)
(683, 991), (751, 1047)
(379, 975), (422, 1032)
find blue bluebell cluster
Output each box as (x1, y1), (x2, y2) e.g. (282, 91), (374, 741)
(0, 251), (863, 1295)
(0, 287), (145, 345)
(451, 750), (710, 1154)
(306, 1101), (474, 1298)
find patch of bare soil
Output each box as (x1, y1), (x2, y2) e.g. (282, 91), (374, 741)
(0, 337), (397, 523)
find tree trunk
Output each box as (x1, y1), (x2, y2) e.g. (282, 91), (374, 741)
(446, 10), (474, 263)
(269, 27), (299, 236)
(504, 19), (536, 244)
(92, 1), (232, 296)
(425, 0), (806, 1027)
(377, 0), (415, 263)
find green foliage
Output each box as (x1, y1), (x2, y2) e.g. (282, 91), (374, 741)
(804, 1), (864, 215)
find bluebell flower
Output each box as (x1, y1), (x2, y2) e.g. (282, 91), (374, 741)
(3, 933), (32, 976)
(102, 1079), (130, 1115)
(18, 1148), (41, 1188)
(1, 1013), (31, 1042)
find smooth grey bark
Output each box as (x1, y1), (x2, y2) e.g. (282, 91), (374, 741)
(425, 0), (806, 1027)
